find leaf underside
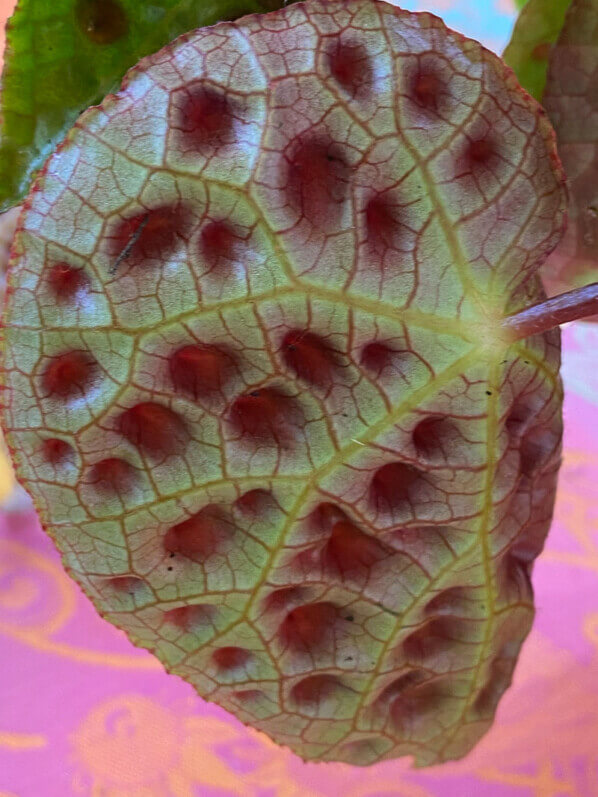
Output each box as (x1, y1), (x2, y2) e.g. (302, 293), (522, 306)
(540, 0), (598, 302)
(503, 0), (571, 101)
(0, 0), (296, 213)
(1, 0), (566, 767)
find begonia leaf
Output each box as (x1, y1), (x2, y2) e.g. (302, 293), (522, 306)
(0, 0), (296, 212)
(503, 0), (571, 100)
(1, 0), (568, 766)
(540, 0), (598, 303)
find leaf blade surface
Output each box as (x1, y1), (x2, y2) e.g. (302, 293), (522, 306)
(1, 0), (566, 766)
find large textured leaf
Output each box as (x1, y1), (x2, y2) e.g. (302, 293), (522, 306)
(1, 0), (567, 766)
(503, 0), (571, 100)
(0, 0), (296, 213)
(541, 0), (598, 302)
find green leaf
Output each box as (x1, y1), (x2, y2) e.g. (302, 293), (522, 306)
(0, 0), (296, 212)
(541, 0), (598, 303)
(503, 0), (572, 100)
(1, 0), (567, 767)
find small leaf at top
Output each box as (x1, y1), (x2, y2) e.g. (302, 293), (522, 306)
(503, 0), (572, 100)
(0, 0), (296, 212)
(541, 0), (598, 306)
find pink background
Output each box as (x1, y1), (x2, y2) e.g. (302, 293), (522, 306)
(1, 2), (598, 795)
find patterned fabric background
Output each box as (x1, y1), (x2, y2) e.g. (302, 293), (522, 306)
(1, 1), (597, 795)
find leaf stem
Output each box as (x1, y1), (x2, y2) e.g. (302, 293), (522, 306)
(501, 282), (598, 342)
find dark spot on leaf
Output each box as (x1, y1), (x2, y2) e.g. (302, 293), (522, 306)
(412, 416), (457, 462)
(326, 37), (372, 97)
(263, 586), (308, 613)
(200, 220), (243, 269)
(107, 575), (144, 594)
(279, 602), (337, 652)
(212, 646), (251, 672)
(360, 341), (405, 377)
(286, 136), (350, 229)
(164, 604), (216, 632)
(169, 344), (235, 399)
(87, 458), (137, 496)
(41, 438), (75, 466)
(532, 42), (552, 61)
(163, 506), (234, 561)
(234, 488), (274, 517)
(47, 263), (89, 302)
(403, 618), (467, 663)
(118, 402), (188, 458)
(364, 195), (402, 254)
(175, 85), (234, 150)
(411, 65), (445, 112)
(108, 204), (190, 272)
(42, 350), (98, 399)
(323, 520), (390, 577)
(519, 425), (559, 477)
(370, 462), (425, 515)
(281, 330), (340, 387)
(465, 135), (496, 167)
(76, 0), (128, 44)
(229, 387), (301, 444)
(290, 674), (346, 706)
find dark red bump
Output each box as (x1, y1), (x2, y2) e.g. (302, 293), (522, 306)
(164, 604), (216, 632)
(88, 457), (137, 496)
(403, 618), (458, 662)
(365, 196), (400, 250)
(290, 674), (343, 706)
(41, 438), (75, 466)
(424, 586), (472, 616)
(263, 586), (308, 613)
(176, 85), (233, 150)
(163, 506), (233, 561)
(278, 602), (337, 651)
(519, 426), (557, 477)
(360, 341), (400, 376)
(309, 502), (346, 531)
(234, 488), (274, 516)
(370, 462), (424, 514)
(323, 520), (389, 576)
(47, 263), (89, 302)
(412, 416), (455, 461)
(287, 137), (349, 227)
(506, 401), (533, 436)
(376, 671), (426, 708)
(118, 402), (188, 457)
(500, 550), (533, 601)
(169, 344), (235, 399)
(107, 575), (144, 594)
(231, 689), (263, 702)
(473, 653), (513, 716)
(389, 681), (445, 731)
(465, 136), (496, 166)
(229, 387), (299, 443)
(42, 350), (97, 399)
(327, 38), (372, 96)
(109, 204), (189, 268)
(75, 0), (128, 44)
(200, 220), (241, 268)
(212, 646), (251, 672)
(412, 67), (444, 111)
(281, 330), (340, 387)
